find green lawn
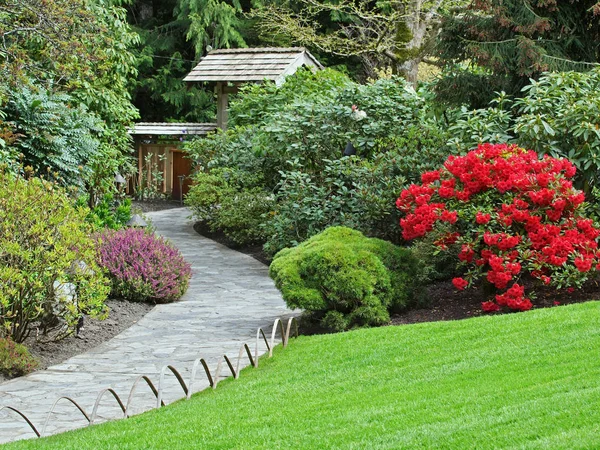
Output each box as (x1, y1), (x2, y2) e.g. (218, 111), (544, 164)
(6, 302), (600, 449)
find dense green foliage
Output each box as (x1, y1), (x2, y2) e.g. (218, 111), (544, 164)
(186, 69), (449, 254)
(0, 172), (109, 343)
(13, 302), (600, 449)
(436, 0), (600, 106)
(269, 227), (425, 331)
(125, 0), (215, 122)
(254, 0), (463, 82)
(0, 337), (38, 377)
(5, 87), (103, 187)
(1, 0), (139, 198)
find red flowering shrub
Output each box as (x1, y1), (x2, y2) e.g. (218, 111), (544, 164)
(397, 143), (600, 312)
(97, 229), (192, 303)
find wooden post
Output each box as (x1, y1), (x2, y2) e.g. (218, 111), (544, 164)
(138, 141), (143, 194)
(215, 82), (229, 130)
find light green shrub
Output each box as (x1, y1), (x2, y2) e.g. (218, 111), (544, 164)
(269, 227), (426, 332)
(0, 172), (109, 342)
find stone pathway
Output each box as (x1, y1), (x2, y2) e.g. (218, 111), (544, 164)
(0, 208), (295, 444)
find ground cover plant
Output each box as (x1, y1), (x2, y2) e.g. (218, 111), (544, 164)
(96, 228), (192, 303)
(9, 302), (600, 449)
(269, 227), (425, 331)
(398, 143), (600, 313)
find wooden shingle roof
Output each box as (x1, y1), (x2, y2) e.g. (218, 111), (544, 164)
(183, 47), (323, 84)
(129, 122), (217, 136)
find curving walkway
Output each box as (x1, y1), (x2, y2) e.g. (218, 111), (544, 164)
(0, 208), (296, 444)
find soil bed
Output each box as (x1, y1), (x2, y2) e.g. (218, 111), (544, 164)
(391, 278), (600, 326)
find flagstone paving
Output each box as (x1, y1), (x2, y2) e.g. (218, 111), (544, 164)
(0, 208), (295, 444)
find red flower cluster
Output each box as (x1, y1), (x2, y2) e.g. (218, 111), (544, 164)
(398, 143), (600, 312)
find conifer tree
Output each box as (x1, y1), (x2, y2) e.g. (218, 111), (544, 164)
(436, 0), (600, 106)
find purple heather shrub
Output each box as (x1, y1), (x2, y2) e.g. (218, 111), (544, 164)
(97, 228), (192, 303)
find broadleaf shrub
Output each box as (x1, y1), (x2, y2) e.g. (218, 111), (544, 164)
(397, 143), (600, 312)
(76, 193), (132, 230)
(446, 69), (600, 194)
(0, 337), (38, 377)
(186, 69), (449, 254)
(97, 229), (192, 303)
(269, 227), (426, 332)
(0, 172), (110, 342)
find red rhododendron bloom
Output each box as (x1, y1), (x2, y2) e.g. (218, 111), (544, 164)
(482, 301), (500, 312)
(475, 212), (491, 224)
(397, 143), (600, 313)
(452, 277), (468, 290)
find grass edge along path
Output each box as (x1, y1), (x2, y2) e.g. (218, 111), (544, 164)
(5, 302), (600, 449)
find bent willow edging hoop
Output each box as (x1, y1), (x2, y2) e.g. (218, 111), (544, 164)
(0, 317), (298, 441)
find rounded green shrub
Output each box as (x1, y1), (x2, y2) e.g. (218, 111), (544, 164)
(269, 227), (426, 332)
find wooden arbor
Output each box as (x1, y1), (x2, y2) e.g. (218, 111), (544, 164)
(183, 47), (323, 130)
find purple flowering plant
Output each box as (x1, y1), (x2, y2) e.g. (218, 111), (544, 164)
(97, 228), (192, 303)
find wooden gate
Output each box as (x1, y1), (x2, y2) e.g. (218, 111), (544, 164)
(171, 151), (193, 201)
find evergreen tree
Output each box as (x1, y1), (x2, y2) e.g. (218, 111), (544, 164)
(125, 0), (264, 122)
(436, 0), (600, 107)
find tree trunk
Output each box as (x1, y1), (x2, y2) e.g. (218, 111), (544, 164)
(400, 59), (420, 86)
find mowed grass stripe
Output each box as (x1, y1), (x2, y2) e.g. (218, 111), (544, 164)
(5, 301), (600, 449)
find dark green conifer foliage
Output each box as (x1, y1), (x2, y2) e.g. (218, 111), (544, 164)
(436, 0), (600, 107)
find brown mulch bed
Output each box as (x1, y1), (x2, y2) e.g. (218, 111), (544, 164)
(0, 300), (154, 383)
(391, 278), (600, 326)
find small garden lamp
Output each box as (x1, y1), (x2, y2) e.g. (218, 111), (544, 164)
(178, 175), (186, 205)
(114, 173), (126, 185)
(343, 141), (356, 157)
(126, 214), (147, 228)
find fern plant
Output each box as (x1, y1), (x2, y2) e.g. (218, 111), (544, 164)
(6, 85), (103, 188)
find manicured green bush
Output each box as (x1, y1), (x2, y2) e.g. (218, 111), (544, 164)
(0, 171), (110, 342)
(0, 337), (38, 377)
(269, 227), (426, 332)
(214, 188), (275, 246)
(185, 170), (234, 222)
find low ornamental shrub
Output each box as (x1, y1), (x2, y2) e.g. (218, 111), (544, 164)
(397, 143), (600, 312)
(269, 227), (426, 332)
(97, 229), (192, 303)
(0, 337), (38, 377)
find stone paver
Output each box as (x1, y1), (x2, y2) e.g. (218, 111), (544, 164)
(0, 208), (295, 444)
